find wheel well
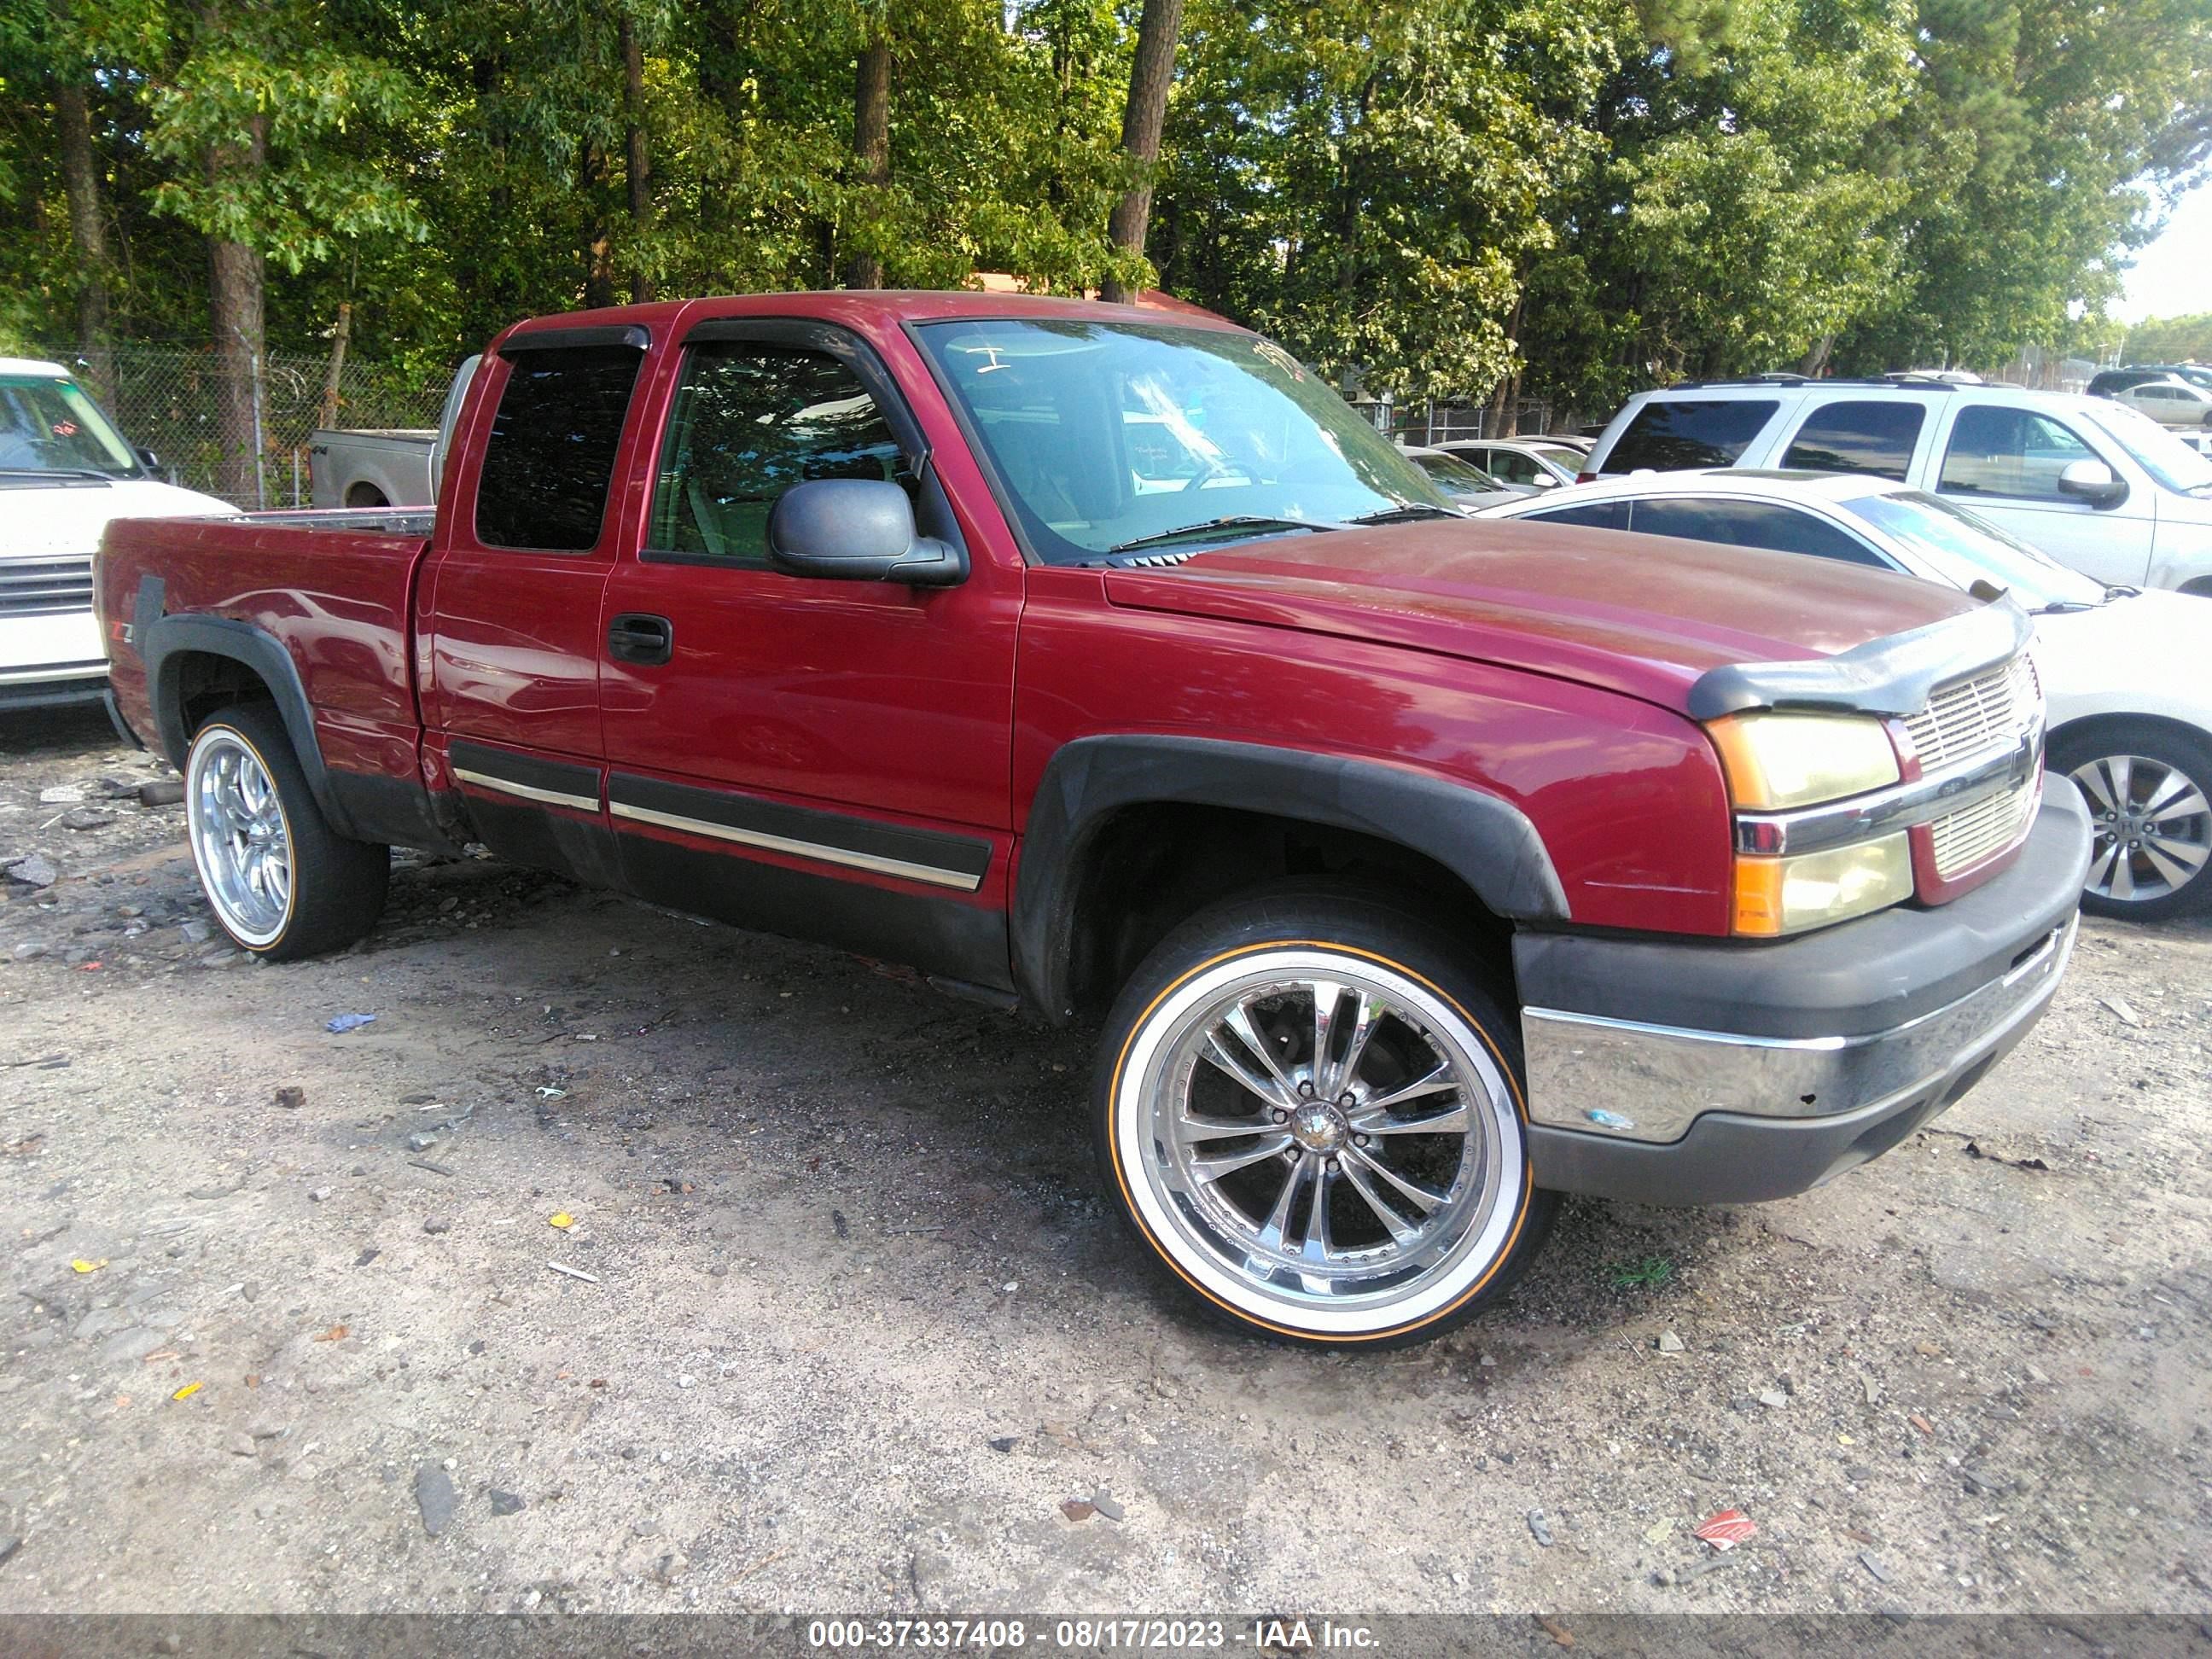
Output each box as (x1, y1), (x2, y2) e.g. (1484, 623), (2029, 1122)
(2179, 576), (2212, 599)
(171, 651), (278, 744)
(2048, 710), (2212, 771)
(1058, 802), (1515, 1018)
(346, 480), (392, 509)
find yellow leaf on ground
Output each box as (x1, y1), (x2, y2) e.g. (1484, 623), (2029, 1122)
(549, 1212), (574, 1230)
(172, 1382), (201, 1400)
(71, 1258), (107, 1273)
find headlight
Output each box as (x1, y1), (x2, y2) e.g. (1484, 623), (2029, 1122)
(1706, 712), (1901, 809)
(1707, 712), (1912, 935)
(1732, 834), (1913, 936)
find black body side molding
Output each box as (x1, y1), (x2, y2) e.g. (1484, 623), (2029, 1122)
(1013, 735), (1568, 1018)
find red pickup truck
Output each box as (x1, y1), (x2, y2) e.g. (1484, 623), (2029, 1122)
(97, 291), (2089, 1348)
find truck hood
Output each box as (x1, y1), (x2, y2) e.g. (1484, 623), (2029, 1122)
(4, 478), (236, 560)
(1102, 520), (1983, 715)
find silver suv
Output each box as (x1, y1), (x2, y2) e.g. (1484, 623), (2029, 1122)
(1584, 376), (2212, 595)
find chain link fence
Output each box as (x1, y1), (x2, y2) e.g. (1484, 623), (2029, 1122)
(55, 344), (450, 509)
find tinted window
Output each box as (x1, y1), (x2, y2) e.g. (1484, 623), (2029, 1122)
(1521, 500), (1624, 530)
(647, 343), (907, 565)
(1780, 401), (1925, 481)
(1604, 399), (1778, 472)
(475, 344), (643, 550)
(1625, 498), (1889, 567)
(1937, 407), (2096, 501)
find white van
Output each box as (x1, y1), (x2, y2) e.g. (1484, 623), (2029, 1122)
(1, 358), (233, 714)
(1583, 376), (2212, 595)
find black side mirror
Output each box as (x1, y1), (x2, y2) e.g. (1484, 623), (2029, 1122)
(2056, 459), (2127, 509)
(135, 446), (161, 473)
(766, 478), (968, 587)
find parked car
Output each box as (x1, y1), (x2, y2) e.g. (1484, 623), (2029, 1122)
(1481, 468), (2212, 918)
(1582, 376), (2212, 595)
(1399, 445), (1528, 509)
(307, 428), (433, 508)
(1, 357), (231, 714)
(1435, 438), (1581, 490)
(308, 354), (481, 509)
(2110, 377), (2212, 431)
(98, 292), (2086, 1348)
(2088, 364), (2212, 398)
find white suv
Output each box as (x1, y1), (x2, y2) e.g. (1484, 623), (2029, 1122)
(1583, 376), (2212, 595)
(1, 358), (232, 714)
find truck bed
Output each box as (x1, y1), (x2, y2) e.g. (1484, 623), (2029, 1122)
(99, 511), (434, 793)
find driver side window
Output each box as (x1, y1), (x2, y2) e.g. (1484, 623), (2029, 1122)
(647, 342), (908, 566)
(1938, 407), (2096, 503)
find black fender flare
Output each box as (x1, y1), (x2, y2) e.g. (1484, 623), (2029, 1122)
(139, 608), (362, 841)
(1011, 734), (1569, 1018)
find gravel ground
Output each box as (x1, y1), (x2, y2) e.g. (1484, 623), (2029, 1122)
(2, 702), (2209, 1618)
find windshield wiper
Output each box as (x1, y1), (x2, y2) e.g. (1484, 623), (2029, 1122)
(0, 467), (114, 480)
(2103, 584), (2142, 601)
(1346, 504), (1463, 526)
(1106, 515), (1336, 556)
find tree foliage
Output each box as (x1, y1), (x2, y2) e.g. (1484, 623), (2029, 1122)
(0, 0), (2206, 418)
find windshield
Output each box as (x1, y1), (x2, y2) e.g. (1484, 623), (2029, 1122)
(0, 375), (141, 477)
(2080, 402), (2212, 494)
(1844, 489), (2108, 609)
(916, 318), (1448, 562)
(1409, 451), (1499, 497)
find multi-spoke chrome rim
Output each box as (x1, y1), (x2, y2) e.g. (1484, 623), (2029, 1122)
(188, 731), (293, 946)
(1117, 951), (1522, 1332)
(2070, 752), (2211, 904)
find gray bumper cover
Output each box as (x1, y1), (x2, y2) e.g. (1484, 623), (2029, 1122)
(1516, 786), (2092, 1207)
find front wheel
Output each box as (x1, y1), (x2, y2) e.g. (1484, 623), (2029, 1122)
(2054, 724), (2212, 920)
(1094, 884), (1554, 1348)
(185, 703), (390, 959)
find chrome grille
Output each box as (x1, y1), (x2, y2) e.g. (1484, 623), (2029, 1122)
(1931, 779), (2037, 878)
(1903, 655), (2039, 771)
(0, 556), (96, 619)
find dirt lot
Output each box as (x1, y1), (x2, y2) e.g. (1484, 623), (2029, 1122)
(1, 701), (2208, 1619)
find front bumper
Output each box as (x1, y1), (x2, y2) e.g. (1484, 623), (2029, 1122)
(1516, 785), (2092, 1206)
(2, 605), (108, 711)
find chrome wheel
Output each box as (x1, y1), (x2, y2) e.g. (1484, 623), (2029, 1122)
(2070, 751), (2211, 905)
(187, 727), (294, 947)
(1112, 947), (1524, 1337)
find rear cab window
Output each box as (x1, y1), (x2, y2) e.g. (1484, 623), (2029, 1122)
(474, 339), (647, 550)
(1779, 401), (1925, 481)
(1601, 399), (1779, 474)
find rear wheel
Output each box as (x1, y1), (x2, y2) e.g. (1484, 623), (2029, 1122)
(1095, 883), (1553, 1348)
(185, 703), (389, 959)
(2054, 725), (2212, 920)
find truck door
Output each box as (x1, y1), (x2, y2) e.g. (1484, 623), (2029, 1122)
(594, 317), (1021, 989)
(421, 324), (652, 882)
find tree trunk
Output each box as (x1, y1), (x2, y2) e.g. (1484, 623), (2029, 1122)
(54, 75), (114, 406)
(1798, 333), (1835, 377)
(207, 118), (266, 507)
(581, 139), (617, 309)
(620, 14), (653, 303)
(844, 33), (890, 289)
(697, 0), (748, 112)
(1099, 0), (1185, 304)
(318, 301), (351, 428)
